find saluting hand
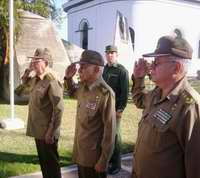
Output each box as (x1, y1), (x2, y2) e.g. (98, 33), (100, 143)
(21, 61), (34, 82)
(65, 64), (77, 79)
(133, 58), (149, 78)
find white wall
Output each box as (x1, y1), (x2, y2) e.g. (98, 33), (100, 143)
(66, 0), (200, 75)
(67, 0), (136, 73)
(131, 0), (200, 75)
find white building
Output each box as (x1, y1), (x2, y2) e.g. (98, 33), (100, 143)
(63, 0), (200, 75)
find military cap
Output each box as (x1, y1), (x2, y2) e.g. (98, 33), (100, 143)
(74, 50), (104, 66)
(105, 45), (118, 53)
(28, 48), (52, 62)
(143, 35), (193, 59)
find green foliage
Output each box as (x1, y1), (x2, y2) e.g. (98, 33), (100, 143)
(16, 0), (62, 24)
(0, 0), (9, 30)
(0, 0), (8, 65)
(0, 0), (22, 38)
(0, 0), (62, 64)
(189, 78), (200, 93)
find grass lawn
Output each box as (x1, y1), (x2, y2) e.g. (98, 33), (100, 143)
(0, 98), (142, 178)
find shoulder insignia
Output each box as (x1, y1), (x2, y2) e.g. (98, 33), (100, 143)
(101, 85), (109, 94)
(98, 83), (109, 94)
(101, 83), (115, 97)
(117, 63), (127, 71)
(44, 73), (55, 81)
(181, 90), (195, 104)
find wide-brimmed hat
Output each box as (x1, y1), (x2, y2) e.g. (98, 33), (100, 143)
(28, 48), (52, 62)
(73, 50), (104, 66)
(143, 35), (193, 59)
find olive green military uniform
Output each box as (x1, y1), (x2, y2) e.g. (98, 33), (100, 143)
(15, 70), (36, 96)
(131, 76), (200, 178)
(26, 68), (64, 139)
(66, 76), (116, 177)
(103, 63), (129, 112)
(103, 63), (129, 170)
(17, 68), (64, 178)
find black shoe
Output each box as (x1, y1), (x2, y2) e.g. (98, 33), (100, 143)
(108, 167), (121, 175)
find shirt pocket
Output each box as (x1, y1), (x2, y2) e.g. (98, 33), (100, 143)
(76, 101), (86, 124)
(150, 118), (172, 152)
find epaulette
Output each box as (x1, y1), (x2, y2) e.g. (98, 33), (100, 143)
(44, 73), (55, 81)
(117, 63), (128, 71)
(99, 83), (109, 94)
(117, 63), (125, 69)
(181, 90), (196, 105)
(100, 82), (115, 97)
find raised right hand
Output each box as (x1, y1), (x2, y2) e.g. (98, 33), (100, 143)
(65, 64), (77, 79)
(21, 68), (31, 81)
(133, 58), (149, 78)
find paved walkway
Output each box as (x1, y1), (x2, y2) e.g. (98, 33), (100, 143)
(10, 153), (133, 178)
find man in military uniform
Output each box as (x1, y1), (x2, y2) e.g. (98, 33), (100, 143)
(103, 45), (129, 175)
(131, 35), (200, 178)
(64, 50), (116, 178)
(16, 48), (64, 178)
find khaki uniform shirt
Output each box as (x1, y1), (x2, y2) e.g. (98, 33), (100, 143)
(25, 68), (64, 139)
(132, 76), (200, 178)
(66, 77), (116, 168)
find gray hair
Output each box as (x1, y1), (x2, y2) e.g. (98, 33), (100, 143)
(99, 66), (104, 74)
(167, 55), (190, 74)
(173, 58), (190, 74)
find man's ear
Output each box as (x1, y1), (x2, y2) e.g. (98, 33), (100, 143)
(45, 60), (48, 67)
(94, 66), (100, 73)
(174, 61), (182, 74)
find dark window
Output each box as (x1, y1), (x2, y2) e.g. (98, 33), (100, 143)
(82, 22), (88, 50)
(78, 19), (92, 49)
(129, 27), (135, 51)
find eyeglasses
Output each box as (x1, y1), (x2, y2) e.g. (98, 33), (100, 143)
(79, 64), (93, 70)
(152, 60), (176, 68)
(31, 58), (45, 63)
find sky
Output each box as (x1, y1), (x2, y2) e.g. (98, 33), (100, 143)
(54, 0), (68, 40)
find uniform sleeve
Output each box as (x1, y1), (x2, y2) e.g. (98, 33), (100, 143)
(131, 75), (148, 109)
(97, 91), (116, 167)
(48, 80), (64, 133)
(64, 78), (79, 98)
(14, 77), (34, 96)
(181, 104), (200, 178)
(117, 69), (129, 112)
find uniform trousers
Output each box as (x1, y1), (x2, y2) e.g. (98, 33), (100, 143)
(109, 120), (121, 169)
(35, 139), (61, 178)
(78, 165), (107, 178)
